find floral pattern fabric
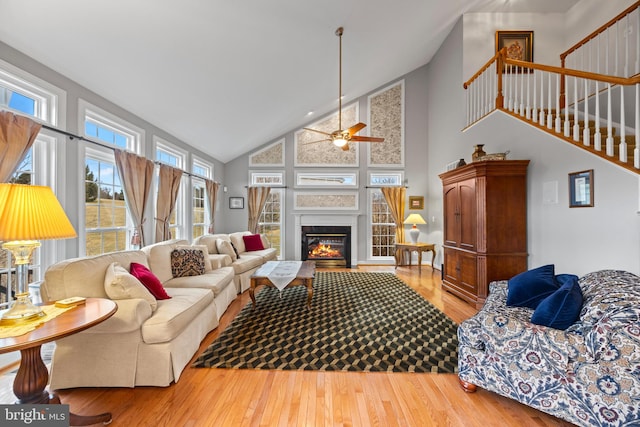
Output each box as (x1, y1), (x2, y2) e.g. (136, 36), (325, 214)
(458, 270), (640, 426)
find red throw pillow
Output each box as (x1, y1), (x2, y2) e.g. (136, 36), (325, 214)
(243, 234), (265, 251)
(129, 262), (171, 300)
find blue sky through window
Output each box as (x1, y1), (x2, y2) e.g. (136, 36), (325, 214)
(7, 91), (36, 116)
(85, 120), (127, 148)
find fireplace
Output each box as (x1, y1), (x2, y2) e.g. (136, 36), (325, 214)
(301, 226), (351, 268)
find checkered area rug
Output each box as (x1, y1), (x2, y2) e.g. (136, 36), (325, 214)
(193, 272), (458, 373)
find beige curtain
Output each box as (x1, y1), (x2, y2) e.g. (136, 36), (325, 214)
(114, 149), (154, 247)
(247, 186), (271, 234)
(381, 186), (406, 244)
(205, 179), (220, 233)
(0, 111), (42, 182)
(155, 164), (183, 242)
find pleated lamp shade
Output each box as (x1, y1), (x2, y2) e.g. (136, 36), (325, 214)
(0, 183), (76, 242)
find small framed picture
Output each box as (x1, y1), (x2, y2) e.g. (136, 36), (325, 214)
(568, 170), (594, 208)
(496, 30), (534, 73)
(409, 196), (424, 210)
(229, 197), (244, 209)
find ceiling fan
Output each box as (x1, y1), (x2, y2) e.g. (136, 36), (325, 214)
(304, 27), (385, 151)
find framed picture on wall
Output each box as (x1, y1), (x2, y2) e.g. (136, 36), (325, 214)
(568, 170), (594, 208)
(496, 30), (534, 73)
(409, 196), (424, 210)
(229, 197), (244, 209)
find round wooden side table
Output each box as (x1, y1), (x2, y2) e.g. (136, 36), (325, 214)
(0, 298), (117, 426)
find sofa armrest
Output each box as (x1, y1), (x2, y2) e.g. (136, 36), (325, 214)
(82, 298), (153, 334)
(458, 307), (586, 371)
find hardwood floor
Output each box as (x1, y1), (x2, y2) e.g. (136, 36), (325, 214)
(10, 265), (575, 426)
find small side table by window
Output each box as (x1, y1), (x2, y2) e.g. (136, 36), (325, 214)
(394, 242), (436, 272)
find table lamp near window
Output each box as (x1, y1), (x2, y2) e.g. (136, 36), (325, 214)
(0, 183), (77, 323)
(403, 213), (426, 244)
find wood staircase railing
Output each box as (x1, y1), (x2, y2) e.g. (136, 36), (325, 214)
(464, 53), (640, 175)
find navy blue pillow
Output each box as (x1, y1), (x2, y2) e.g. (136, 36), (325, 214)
(507, 264), (560, 309)
(531, 276), (583, 330)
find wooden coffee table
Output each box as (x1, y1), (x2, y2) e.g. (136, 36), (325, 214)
(250, 261), (316, 308)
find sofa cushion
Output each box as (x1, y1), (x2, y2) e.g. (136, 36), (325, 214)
(104, 262), (157, 311)
(507, 264), (559, 309)
(243, 234), (265, 251)
(231, 254), (264, 274)
(216, 239), (237, 262)
(130, 262), (171, 300)
(531, 275), (583, 330)
(141, 287), (213, 344)
(171, 248), (206, 278)
(229, 231), (251, 253)
(193, 234), (230, 255)
(164, 267), (234, 297)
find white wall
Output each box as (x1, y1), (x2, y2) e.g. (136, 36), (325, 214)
(426, 3), (640, 276)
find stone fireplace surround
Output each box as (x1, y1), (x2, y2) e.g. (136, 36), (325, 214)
(293, 213), (359, 267)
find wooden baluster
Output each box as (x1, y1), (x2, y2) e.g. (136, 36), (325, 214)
(573, 76), (580, 141)
(620, 85), (628, 162)
(607, 83), (614, 156)
(583, 78), (590, 146)
(496, 55), (504, 109)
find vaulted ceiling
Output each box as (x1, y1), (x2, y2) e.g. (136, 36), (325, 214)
(0, 0), (579, 162)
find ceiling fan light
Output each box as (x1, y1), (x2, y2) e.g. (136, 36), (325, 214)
(333, 138), (347, 148)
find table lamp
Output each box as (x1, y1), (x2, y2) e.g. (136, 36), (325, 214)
(403, 213), (426, 244)
(0, 183), (77, 322)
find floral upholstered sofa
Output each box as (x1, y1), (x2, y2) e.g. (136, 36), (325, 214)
(458, 269), (640, 426)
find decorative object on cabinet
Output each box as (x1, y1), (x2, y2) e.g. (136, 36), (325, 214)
(403, 213), (427, 243)
(456, 158), (466, 167)
(439, 160), (529, 308)
(408, 196), (424, 210)
(471, 144), (486, 161)
(568, 169), (594, 208)
(229, 197), (244, 209)
(495, 31), (533, 73)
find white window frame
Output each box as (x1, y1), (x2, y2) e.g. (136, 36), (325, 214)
(367, 171), (405, 261)
(154, 137), (187, 240)
(250, 171), (285, 259)
(79, 100), (144, 256)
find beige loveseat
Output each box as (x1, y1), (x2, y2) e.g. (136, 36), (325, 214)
(193, 231), (277, 293)
(40, 239), (236, 389)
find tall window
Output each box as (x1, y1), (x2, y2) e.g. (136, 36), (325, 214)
(192, 180), (206, 238)
(0, 60), (64, 302)
(250, 172), (284, 258)
(155, 138), (186, 239)
(192, 158), (212, 239)
(368, 172), (404, 260)
(85, 155), (126, 255)
(81, 100), (143, 255)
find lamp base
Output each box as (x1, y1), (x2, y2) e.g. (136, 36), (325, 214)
(409, 227), (420, 244)
(1, 292), (44, 324)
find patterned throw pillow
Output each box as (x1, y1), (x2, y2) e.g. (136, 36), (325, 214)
(171, 248), (206, 278)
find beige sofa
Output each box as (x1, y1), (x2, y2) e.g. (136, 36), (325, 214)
(40, 239), (236, 389)
(193, 231), (277, 293)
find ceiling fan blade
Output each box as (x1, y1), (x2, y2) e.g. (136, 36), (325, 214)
(304, 138), (331, 145)
(350, 135), (385, 142)
(347, 122), (366, 136)
(303, 127), (332, 136)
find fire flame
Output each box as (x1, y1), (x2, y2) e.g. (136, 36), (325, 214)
(309, 243), (342, 258)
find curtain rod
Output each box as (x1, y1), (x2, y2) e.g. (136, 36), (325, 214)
(244, 185), (289, 189)
(39, 123), (210, 181)
(364, 185), (409, 189)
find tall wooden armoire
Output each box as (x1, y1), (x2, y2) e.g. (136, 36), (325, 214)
(439, 160), (529, 308)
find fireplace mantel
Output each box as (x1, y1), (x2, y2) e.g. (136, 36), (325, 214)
(293, 213), (360, 267)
